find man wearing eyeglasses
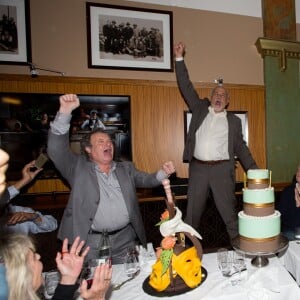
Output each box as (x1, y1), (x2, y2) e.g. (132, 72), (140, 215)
(174, 42), (258, 242)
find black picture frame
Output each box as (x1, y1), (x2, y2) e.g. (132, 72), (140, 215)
(86, 2), (173, 72)
(0, 93), (131, 180)
(184, 110), (248, 145)
(0, 0), (31, 65)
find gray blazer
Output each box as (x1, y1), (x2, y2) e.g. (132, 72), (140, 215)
(176, 60), (257, 171)
(47, 131), (161, 247)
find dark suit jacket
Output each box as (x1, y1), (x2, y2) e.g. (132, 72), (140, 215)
(48, 131), (162, 247)
(52, 283), (79, 300)
(175, 60), (257, 171)
(278, 182), (300, 232)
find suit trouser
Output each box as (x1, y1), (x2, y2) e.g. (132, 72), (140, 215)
(86, 223), (138, 264)
(185, 160), (238, 240)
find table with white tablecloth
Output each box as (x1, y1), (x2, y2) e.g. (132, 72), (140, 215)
(279, 240), (300, 285)
(104, 251), (300, 300)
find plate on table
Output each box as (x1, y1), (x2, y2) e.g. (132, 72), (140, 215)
(142, 266), (207, 297)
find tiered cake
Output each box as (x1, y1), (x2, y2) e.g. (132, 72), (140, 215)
(144, 179), (205, 296)
(238, 169), (281, 252)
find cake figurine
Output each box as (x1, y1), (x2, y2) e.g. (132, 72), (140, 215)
(238, 169), (281, 252)
(147, 179), (204, 294)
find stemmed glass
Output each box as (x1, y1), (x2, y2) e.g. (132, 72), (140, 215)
(233, 251), (246, 282)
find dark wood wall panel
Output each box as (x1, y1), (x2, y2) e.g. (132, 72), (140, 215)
(0, 74), (265, 193)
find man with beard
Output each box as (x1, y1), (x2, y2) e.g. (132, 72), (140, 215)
(47, 94), (176, 263)
(174, 42), (257, 242)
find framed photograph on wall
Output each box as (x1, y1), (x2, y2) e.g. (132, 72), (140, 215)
(86, 2), (173, 72)
(0, 0), (31, 65)
(184, 110), (249, 145)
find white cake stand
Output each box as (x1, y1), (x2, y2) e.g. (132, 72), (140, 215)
(231, 234), (289, 268)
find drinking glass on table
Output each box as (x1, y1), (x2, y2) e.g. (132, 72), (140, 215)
(80, 258), (103, 289)
(217, 248), (232, 277)
(233, 251), (246, 283)
(124, 248), (140, 278)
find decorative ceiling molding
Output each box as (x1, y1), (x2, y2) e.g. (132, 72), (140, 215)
(255, 37), (300, 72)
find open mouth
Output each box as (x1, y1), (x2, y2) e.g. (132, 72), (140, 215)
(215, 100), (222, 107)
(104, 148), (112, 155)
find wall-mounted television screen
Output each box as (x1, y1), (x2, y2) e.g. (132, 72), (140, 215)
(0, 93), (131, 180)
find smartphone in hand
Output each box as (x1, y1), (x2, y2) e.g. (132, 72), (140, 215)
(34, 153), (49, 169)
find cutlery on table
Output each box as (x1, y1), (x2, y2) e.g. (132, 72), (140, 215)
(112, 269), (140, 290)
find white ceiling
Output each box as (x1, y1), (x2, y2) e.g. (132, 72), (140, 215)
(126, 0), (300, 23)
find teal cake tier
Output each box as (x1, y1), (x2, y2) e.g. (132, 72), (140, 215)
(238, 211), (281, 238)
(243, 187), (274, 204)
(247, 169), (269, 179)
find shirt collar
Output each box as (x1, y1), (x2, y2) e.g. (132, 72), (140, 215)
(95, 161), (116, 174)
(208, 106), (227, 117)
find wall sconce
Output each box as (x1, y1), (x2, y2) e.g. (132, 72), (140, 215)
(28, 62), (65, 77)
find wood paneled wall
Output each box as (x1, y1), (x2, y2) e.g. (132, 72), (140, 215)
(0, 74), (266, 193)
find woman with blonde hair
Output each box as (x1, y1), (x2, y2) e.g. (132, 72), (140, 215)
(0, 233), (112, 300)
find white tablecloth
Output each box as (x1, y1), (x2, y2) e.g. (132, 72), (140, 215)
(279, 240), (300, 285)
(105, 252), (300, 300)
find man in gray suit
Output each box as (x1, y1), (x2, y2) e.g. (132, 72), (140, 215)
(48, 94), (175, 264)
(174, 42), (257, 241)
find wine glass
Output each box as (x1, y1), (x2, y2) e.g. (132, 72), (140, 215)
(124, 250), (140, 278)
(233, 251), (246, 282)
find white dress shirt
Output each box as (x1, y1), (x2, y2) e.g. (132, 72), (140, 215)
(194, 106), (229, 161)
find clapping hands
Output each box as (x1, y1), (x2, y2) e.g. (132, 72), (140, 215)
(56, 236), (89, 285)
(55, 236), (112, 300)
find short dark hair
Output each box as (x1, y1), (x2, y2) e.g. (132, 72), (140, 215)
(80, 128), (113, 158)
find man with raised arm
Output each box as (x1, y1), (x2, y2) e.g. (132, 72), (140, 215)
(48, 94), (176, 263)
(174, 42), (257, 241)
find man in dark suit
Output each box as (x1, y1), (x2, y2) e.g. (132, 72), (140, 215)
(47, 94), (176, 264)
(174, 42), (257, 240)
